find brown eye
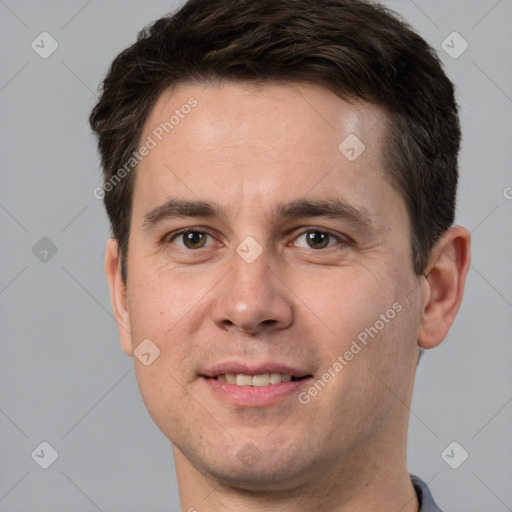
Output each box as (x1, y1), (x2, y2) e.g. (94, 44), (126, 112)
(305, 231), (331, 249)
(294, 230), (342, 250)
(169, 230), (213, 249)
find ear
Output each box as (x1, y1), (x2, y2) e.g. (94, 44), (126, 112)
(418, 225), (471, 349)
(104, 238), (133, 356)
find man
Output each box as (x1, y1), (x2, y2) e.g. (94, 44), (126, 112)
(89, 0), (471, 510)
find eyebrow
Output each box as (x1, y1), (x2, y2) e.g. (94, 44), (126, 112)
(142, 197), (374, 232)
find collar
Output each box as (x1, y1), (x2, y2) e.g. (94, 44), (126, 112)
(410, 474), (444, 512)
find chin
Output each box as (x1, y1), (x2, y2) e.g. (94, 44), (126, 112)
(182, 436), (320, 493)
(206, 463), (309, 493)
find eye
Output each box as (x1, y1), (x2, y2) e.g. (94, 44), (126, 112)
(165, 228), (348, 252)
(292, 229), (346, 250)
(167, 230), (216, 250)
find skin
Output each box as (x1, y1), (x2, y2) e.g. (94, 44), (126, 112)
(105, 82), (470, 511)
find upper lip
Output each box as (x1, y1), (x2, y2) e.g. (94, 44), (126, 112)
(202, 361), (313, 378)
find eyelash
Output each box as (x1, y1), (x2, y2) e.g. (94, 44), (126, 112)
(164, 227), (350, 251)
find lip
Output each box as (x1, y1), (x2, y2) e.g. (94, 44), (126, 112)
(202, 361), (311, 378)
(200, 360), (314, 408)
(202, 375), (312, 407)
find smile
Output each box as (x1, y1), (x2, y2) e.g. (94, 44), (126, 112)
(210, 373), (305, 386)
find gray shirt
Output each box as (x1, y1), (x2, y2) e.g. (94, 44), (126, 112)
(410, 474), (444, 512)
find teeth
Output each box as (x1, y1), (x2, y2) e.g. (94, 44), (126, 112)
(252, 373), (270, 386)
(216, 373), (296, 386)
(225, 373), (237, 384)
(236, 374), (253, 386)
(269, 372), (282, 384)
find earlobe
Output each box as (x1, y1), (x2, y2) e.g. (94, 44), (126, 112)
(418, 226), (471, 349)
(104, 238), (133, 356)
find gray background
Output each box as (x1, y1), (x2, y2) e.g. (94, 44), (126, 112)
(0, 0), (511, 510)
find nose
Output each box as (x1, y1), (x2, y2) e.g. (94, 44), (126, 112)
(211, 247), (293, 335)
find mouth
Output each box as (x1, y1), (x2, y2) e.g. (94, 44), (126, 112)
(200, 363), (313, 407)
(203, 372), (311, 386)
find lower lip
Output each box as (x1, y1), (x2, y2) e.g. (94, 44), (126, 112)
(202, 377), (311, 407)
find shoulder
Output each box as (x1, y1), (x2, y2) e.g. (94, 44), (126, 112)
(410, 474), (445, 512)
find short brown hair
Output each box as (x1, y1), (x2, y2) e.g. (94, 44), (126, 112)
(90, 0), (461, 283)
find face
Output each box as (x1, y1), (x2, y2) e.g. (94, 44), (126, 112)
(114, 82), (425, 491)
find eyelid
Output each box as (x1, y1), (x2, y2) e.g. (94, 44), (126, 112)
(165, 228), (217, 248)
(164, 226), (351, 249)
(289, 226), (352, 251)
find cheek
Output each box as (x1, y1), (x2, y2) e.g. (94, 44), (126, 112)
(309, 265), (418, 399)
(339, 283), (421, 409)
(126, 259), (200, 340)
(304, 268), (399, 348)
(134, 358), (199, 443)
(126, 268), (202, 412)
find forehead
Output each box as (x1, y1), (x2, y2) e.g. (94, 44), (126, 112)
(144, 81), (384, 157)
(132, 81), (404, 231)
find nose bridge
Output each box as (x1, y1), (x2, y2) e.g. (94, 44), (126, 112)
(232, 241), (273, 298)
(211, 240), (293, 333)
